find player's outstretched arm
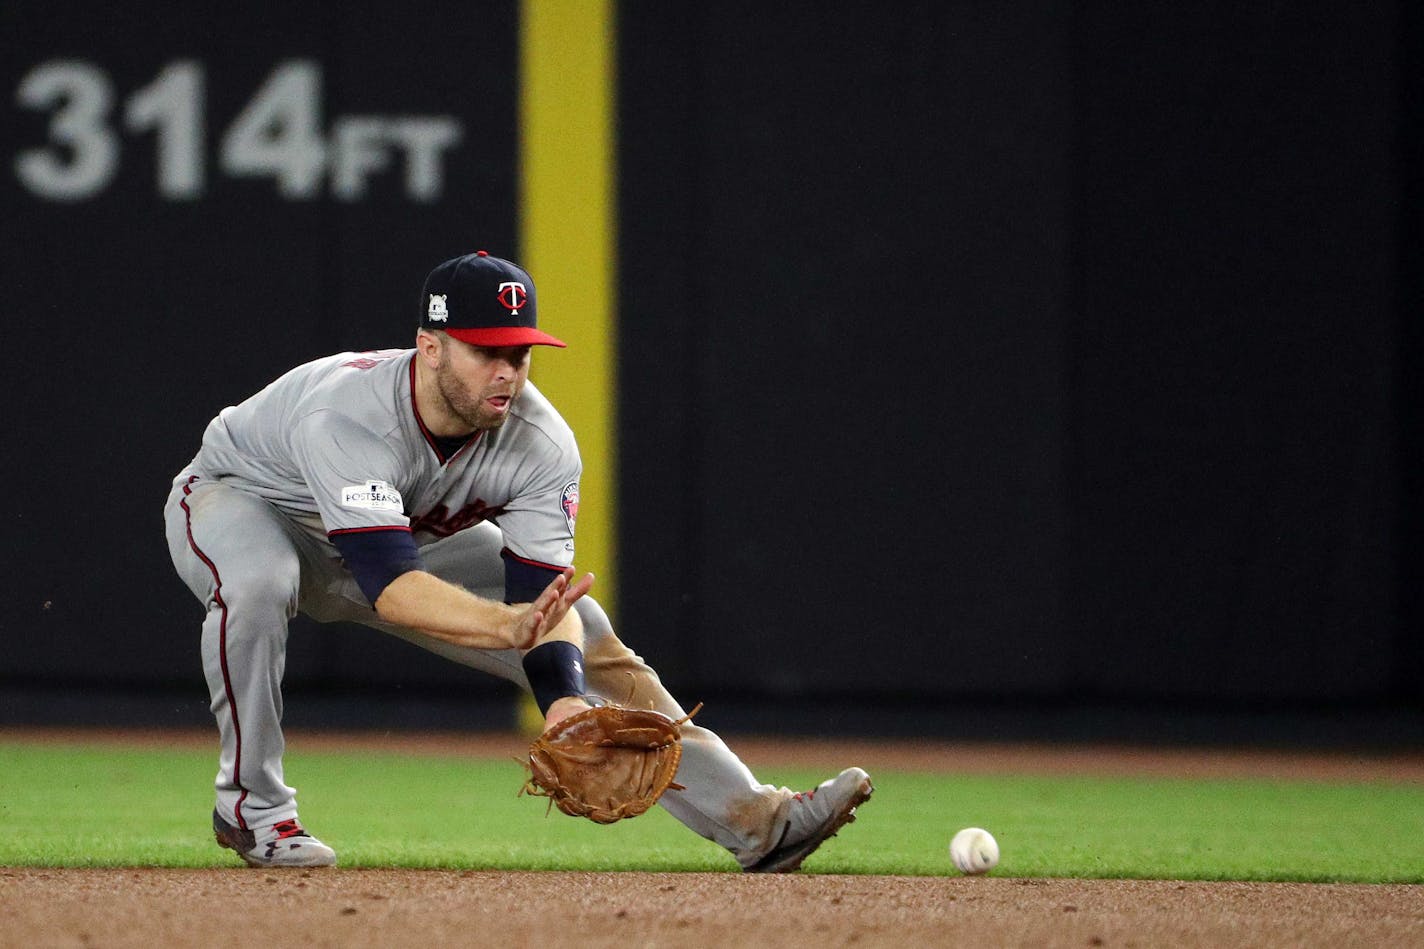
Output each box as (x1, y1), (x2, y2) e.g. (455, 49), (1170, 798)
(373, 569), (593, 650)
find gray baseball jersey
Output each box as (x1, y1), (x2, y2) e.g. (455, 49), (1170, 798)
(189, 348), (580, 571)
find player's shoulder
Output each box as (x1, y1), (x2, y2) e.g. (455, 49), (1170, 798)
(287, 349), (413, 429)
(298, 349), (411, 403)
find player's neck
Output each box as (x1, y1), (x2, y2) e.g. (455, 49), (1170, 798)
(411, 359), (477, 438)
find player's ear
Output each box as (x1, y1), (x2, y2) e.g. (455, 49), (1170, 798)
(415, 329), (444, 366)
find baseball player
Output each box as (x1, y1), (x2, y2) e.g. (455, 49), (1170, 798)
(163, 251), (872, 871)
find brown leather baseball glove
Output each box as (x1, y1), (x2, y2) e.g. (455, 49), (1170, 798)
(520, 704), (695, 824)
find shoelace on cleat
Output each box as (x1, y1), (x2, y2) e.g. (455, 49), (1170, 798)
(271, 820), (308, 840)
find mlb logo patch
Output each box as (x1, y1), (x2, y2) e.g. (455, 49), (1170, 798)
(560, 481), (579, 535)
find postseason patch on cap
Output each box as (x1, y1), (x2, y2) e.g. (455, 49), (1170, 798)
(342, 481), (404, 513)
(560, 481), (579, 535)
(427, 294), (449, 323)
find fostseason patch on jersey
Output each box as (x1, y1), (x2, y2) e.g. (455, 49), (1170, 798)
(341, 481), (403, 513)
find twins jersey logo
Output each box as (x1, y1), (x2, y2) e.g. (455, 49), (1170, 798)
(427, 293), (449, 322)
(560, 481), (579, 535)
(497, 281), (527, 315)
(409, 499), (507, 537)
(341, 480), (404, 513)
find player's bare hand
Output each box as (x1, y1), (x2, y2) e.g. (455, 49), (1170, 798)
(543, 695), (593, 730)
(508, 569), (595, 650)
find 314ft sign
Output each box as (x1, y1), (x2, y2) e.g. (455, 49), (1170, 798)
(13, 59), (464, 203)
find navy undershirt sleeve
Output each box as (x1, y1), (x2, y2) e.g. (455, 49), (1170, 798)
(501, 547), (564, 604)
(329, 528), (426, 606)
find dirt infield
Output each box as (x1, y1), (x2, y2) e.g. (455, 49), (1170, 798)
(4, 729), (1423, 947)
(3, 869), (1421, 948)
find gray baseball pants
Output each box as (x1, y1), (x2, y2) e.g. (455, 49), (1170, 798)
(163, 472), (792, 864)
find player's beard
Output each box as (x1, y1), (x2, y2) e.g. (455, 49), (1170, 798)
(434, 357), (518, 432)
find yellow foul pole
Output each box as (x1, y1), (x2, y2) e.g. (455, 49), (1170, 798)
(520, 0), (618, 614)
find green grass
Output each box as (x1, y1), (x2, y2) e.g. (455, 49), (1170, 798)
(1, 740), (1421, 881)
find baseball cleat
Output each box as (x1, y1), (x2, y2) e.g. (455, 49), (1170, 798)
(742, 767), (874, 873)
(212, 809), (337, 868)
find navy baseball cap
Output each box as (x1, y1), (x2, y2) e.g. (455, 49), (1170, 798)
(419, 251), (566, 348)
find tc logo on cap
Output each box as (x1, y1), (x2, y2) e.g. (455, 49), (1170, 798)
(497, 281), (527, 315)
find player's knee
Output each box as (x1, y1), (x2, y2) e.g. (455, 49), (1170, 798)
(222, 554), (302, 617)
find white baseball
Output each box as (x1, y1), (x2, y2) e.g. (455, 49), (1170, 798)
(949, 827), (999, 874)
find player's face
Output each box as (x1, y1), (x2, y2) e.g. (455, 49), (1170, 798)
(434, 337), (532, 432)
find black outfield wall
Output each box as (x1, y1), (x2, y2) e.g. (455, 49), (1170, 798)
(2, 1), (1419, 741)
(615, 0), (1417, 724)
